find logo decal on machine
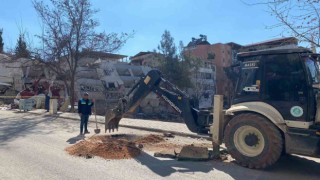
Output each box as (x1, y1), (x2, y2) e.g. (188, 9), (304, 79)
(290, 106), (303, 117)
(243, 61), (259, 69)
(144, 76), (151, 85)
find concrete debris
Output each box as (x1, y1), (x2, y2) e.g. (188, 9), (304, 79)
(163, 132), (175, 138)
(0, 104), (11, 110)
(154, 149), (176, 159)
(220, 155), (228, 161)
(174, 148), (181, 155)
(220, 148), (228, 155)
(137, 144), (144, 149)
(85, 154), (93, 159)
(0, 107), (9, 110)
(177, 144), (209, 161)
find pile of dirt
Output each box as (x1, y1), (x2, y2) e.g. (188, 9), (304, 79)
(135, 134), (165, 144)
(65, 134), (164, 160)
(66, 136), (140, 159)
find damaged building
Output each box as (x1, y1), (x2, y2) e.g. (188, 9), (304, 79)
(1, 36), (302, 117)
(131, 48), (216, 109)
(75, 51), (181, 118)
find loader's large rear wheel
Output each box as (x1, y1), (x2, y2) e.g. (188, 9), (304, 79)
(224, 113), (283, 169)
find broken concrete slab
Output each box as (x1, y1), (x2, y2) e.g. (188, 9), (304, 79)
(154, 149), (176, 159)
(177, 144), (209, 161)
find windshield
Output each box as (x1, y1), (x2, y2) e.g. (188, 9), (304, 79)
(304, 56), (320, 84)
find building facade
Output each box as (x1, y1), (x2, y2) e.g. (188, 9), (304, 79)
(184, 39), (235, 106)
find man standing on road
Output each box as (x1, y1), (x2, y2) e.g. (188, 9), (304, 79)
(78, 92), (94, 135)
(44, 91), (50, 112)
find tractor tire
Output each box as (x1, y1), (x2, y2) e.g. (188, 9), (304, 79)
(224, 113), (283, 169)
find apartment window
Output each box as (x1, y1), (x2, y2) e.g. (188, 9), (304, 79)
(207, 53), (215, 60)
(205, 73), (212, 79)
(108, 82), (116, 88)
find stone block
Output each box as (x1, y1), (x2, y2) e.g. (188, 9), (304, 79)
(49, 99), (58, 114)
(177, 145), (209, 161)
(154, 149), (176, 159)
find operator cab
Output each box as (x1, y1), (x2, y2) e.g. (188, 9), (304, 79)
(234, 48), (320, 125)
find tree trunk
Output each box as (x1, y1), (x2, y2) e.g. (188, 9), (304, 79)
(70, 76), (76, 112)
(63, 79), (71, 110)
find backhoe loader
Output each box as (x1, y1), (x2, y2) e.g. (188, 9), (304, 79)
(105, 48), (320, 169)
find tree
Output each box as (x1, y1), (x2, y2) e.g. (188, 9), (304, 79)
(181, 41), (207, 103)
(15, 34), (30, 58)
(244, 0), (320, 49)
(0, 28), (3, 53)
(157, 30), (194, 89)
(33, 0), (131, 111)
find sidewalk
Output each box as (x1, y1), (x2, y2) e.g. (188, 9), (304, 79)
(28, 109), (210, 139)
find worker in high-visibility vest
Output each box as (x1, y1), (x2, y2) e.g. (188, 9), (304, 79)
(78, 92), (94, 135)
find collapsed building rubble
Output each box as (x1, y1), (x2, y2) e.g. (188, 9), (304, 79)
(0, 51), (214, 118)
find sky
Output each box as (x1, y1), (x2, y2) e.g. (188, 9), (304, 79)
(0, 0), (283, 57)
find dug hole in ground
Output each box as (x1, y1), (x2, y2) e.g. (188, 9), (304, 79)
(65, 132), (230, 162)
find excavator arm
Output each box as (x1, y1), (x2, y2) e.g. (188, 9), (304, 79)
(105, 70), (213, 134)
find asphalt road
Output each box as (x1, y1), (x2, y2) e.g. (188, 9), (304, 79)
(1, 110), (320, 180)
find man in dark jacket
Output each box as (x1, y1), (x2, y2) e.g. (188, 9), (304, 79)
(45, 91), (50, 112)
(78, 92), (94, 135)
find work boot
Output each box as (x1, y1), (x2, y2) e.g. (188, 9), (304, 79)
(84, 131), (90, 134)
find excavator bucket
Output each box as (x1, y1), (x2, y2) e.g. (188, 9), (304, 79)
(105, 98), (127, 133)
(105, 109), (122, 132)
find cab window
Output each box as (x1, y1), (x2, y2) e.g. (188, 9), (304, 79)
(263, 54), (306, 101)
(235, 60), (261, 100)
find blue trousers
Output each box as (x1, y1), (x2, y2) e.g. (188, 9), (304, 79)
(45, 96), (50, 112)
(80, 114), (89, 134)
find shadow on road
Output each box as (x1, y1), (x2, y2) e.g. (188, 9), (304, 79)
(66, 134), (85, 144)
(135, 151), (320, 179)
(264, 155), (320, 178)
(0, 114), (56, 146)
(135, 151), (213, 177)
(211, 155), (320, 180)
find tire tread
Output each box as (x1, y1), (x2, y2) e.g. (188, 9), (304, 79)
(224, 113), (283, 169)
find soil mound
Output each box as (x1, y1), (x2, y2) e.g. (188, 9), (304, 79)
(135, 134), (165, 144)
(65, 134), (164, 159)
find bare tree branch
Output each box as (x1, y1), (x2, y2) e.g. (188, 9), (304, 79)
(32, 0), (133, 110)
(244, 0), (320, 49)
